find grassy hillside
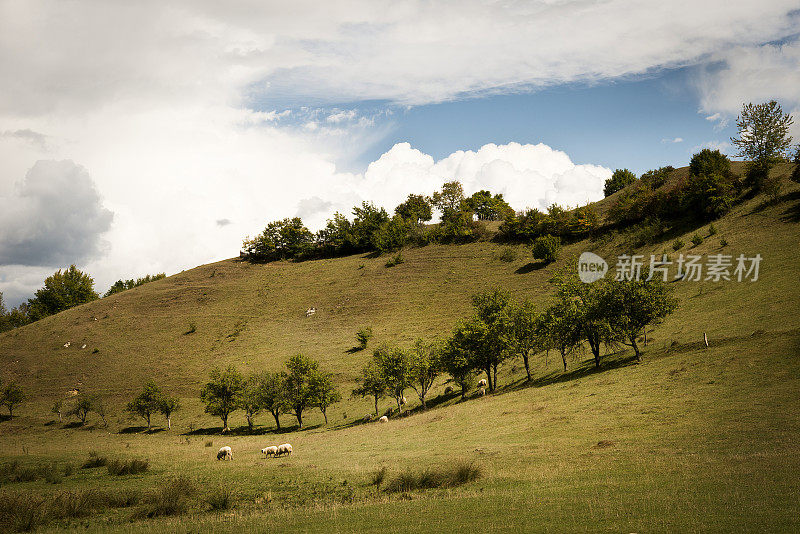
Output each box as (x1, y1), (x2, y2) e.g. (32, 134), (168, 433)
(0, 163), (799, 532)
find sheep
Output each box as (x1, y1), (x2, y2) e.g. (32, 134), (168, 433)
(217, 446), (233, 460)
(63, 342), (71, 348)
(378, 415), (389, 423)
(477, 378), (487, 388)
(261, 445), (278, 458)
(276, 443), (293, 457)
(81, 344), (87, 349)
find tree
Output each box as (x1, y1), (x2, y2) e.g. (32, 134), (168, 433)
(68, 394), (94, 425)
(431, 181), (465, 218)
(52, 399), (63, 422)
(372, 343), (412, 414)
(604, 169), (637, 197)
(352, 361), (387, 416)
(731, 100), (794, 189)
(531, 235), (561, 264)
(408, 339), (441, 409)
(257, 371), (287, 430)
(200, 366), (244, 432)
(95, 397), (109, 427)
(283, 354), (319, 428)
(791, 146), (800, 184)
(316, 212), (353, 256)
(464, 190), (514, 221)
(104, 273), (166, 297)
(681, 172), (736, 220)
(468, 290), (517, 391)
(242, 218), (314, 261)
(27, 265), (99, 321)
(511, 300), (542, 381)
(309, 371), (340, 425)
(1, 381), (25, 419)
(159, 395), (180, 430)
(355, 327), (373, 350)
(601, 278), (677, 361)
(371, 215), (410, 253)
(240, 374), (265, 431)
(440, 327), (475, 400)
(126, 380), (164, 431)
(690, 149), (730, 178)
(539, 300), (582, 372)
(349, 202), (390, 251)
(395, 194), (433, 225)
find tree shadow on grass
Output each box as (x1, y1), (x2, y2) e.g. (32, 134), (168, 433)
(119, 426), (165, 434)
(780, 191), (800, 222)
(182, 422), (317, 436)
(500, 352), (640, 393)
(345, 346), (365, 354)
(515, 262), (548, 274)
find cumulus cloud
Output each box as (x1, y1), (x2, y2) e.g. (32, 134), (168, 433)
(661, 137), (683, 144)
(216, 219), (232, 227)
(0, 160), (113, 267)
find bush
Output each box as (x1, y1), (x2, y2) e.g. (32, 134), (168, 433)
(604, 169), (637, 197)
(640, 166), (674, 189)
(385, 252), (404, 268)
(681, 172), (736, 220)
(531, 235), (561, 263)
(107, 459), (149, 476)
(672, 239), (684, 251)
(708, 223), (718, 236)
(691, 233), (703, 247)
(498, 248), (517, 263)
(44, 464), (63, 484)
(206, 486), (234, 511)
(82, 452), (108, 469)
(720, 236), (729, 247)
(135, 476), (197, 518)
(370, 466), (387, 490)
(690, 149), (730, 178)
(383, 461), (481, 493)
(355, 327), (373, 350)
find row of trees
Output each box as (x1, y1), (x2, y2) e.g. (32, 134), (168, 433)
(241, 183), (514, 262)
(200, 354), (340, 431)
(0, 268), (166, 333)
(353, 273), (677, 409)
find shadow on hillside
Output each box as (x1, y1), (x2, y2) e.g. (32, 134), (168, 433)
(182, 422), (318, 436)
(62, 421), (85, 429)
(0, 414), (10, 423)
(515, 262), (547, 274)
(119, 426), (165, 434)
(780, 191), (800, 222)
(499, 353), (641, 393)
(345, 346), (365, 354)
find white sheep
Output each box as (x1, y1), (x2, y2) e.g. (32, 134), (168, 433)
(378, 415), (389, 423)
(217, 446), (233, 460)
(63, 342), (71, 348)
(261, 445), (278, 458)
(477, 378), (487, 388)
(276, 443), (293, 457)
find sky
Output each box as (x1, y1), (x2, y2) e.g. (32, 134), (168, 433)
(1, 1), (799, 307)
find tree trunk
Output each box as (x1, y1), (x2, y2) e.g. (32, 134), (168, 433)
(460, 382), (467, 400)
(222, 413), (230, 432)
(630, 336), (641, 362)
(484, 367), (493, 392)
(420, 394), (426, 410)
(272, 410), (281, 430)
(322, 408), (328, 425)
(373, 396), (379, 416)
(492, 363), (498, 392)
(58, 411), (62, 422)
(246, 413), (253, 431)
(296, 410), (303, 428)
(167, 416), (171, 430)
(523, 351), (531, 381)
(561, 348), (568, 371)
(147, 414), (151, 432)
(587, 334), (601, 368)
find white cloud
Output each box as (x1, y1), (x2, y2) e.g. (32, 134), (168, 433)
(661, 137), (683, 144)
(690, 140), (732, 155)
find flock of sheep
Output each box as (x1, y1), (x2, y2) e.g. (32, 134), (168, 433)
(215, 443), (293, 461)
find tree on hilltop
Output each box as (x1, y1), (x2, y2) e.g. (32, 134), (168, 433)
(731, 100), (794, 189)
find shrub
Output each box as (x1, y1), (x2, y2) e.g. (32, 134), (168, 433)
(720, 236), (729, 247)
(604, 169), (637, 197)
(498, 248), (517, 263)
(672, 239), (684, 251)
(708, 223), (718, 236)
(691, 233), (703, 247)
(383, 461), (481, 493)
(107, 459), (149, 476)
(531, 235), (561, 263)
(385, 252), (404, 268)
(680, 172), (735, 219)
(135, 476), (197, 518)
(49, 490), (100, 519)
(690, 149), (731, 178)
(105, 488), (142, 508)
(0, 491), (47, 532)
(640, 166), (674, 189)
(63, 463), (74, 477)
(356, 327), (373, 350)
(370, 466), (387, 490)
(82, 452), (108, 469)
(44, 464), (63, 484)
(206, 486), (234, 511)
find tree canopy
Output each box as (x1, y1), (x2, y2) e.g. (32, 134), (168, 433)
(27, 265), (99, 321)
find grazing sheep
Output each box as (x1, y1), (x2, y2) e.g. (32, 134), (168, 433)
(81, 344), (87, 349)
(276, 443), (293, 457)
(261, 446), (278, 458)
(63, 342), (71, 348)
(378, 415), (389, 423)
(217, 446), (233, 460)
(362, 414), (373, 423)
(477, 378), (487, 388)
(444, 386), (453, 395)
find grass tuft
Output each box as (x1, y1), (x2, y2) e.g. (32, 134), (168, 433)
(107, 458), (149, 476)
(206, 485), (235, 511)
(134, 476), (197, 518)
(383, 461), (481, 493)
(82, 452), (108, 469)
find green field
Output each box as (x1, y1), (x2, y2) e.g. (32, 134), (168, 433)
(1, 164), (799, 532)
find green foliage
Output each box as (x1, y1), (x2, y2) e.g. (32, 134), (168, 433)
(82, 452), (108, 469)
(309, 371), (341, 424)
(206, 485), (234, 511)
(372, 343), (413, 413)
(604, 168), (637, 197)
(531, 234), (561, 263)
(0, 381), (24, 419)
(355, 327), (373, 350)
(681, 172), (736, 219)
(383, 461), (481, 493)
(608, 180), (652, 224)
(708, 223), (718, 236)
(126, 381), (163, 431)
(283, 354), (320, 428)
(640, 166), (675, 189)
(672, 238), (684, 251)
(371, 215), (410, 253)
(497, 247), (517, 262)
(690, 149), (730, 178)
(691, 233), (703, 246)
(463, 190), (514, 221)
(352, 361), (387, 416)
(27, 265), (99, 321)
(731, 100), (794, 190)
(159, 394), (180, 430)
(792, 146), (800, 184)
(511, 300), (542, 381)
(253, 371), (288, 430)
(200, 366), (244, 431)
(349, 202), (390, 251)
(431, 181), (465, 218)
(68, 394), (94, 424)
(104, 273), (166, 297)
(394, 194), (433, 225)
(242, 217), (314, 261)
(720, 236), (729, 247)
(407, 339), (441, 409)
(384, 251), (404, 267)
(107, 459), (148, 476)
